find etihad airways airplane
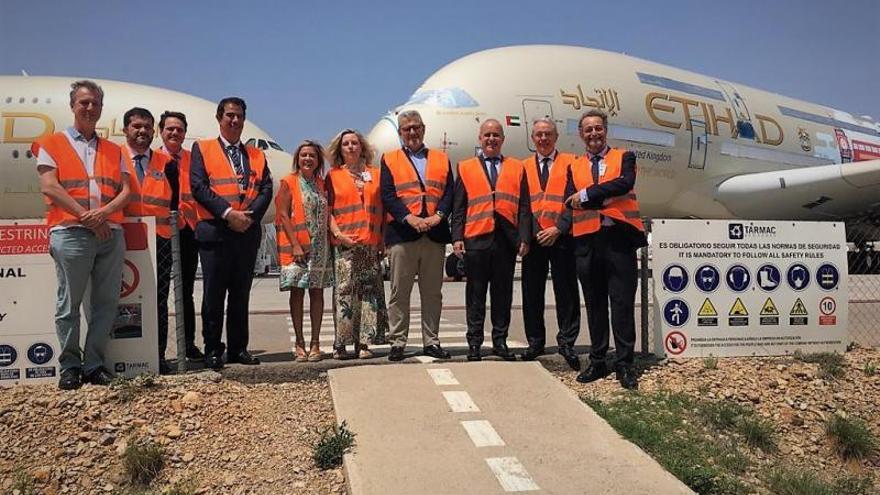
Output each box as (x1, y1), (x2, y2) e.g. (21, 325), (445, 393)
(367, 45), (880, 233)
(0, 75), (293, 220)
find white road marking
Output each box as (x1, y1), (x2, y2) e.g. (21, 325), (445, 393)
(414, 356), (435, 364)
(485, 457), (540, 492)
(427, 368), (459, 385)
(461, 420), (505, 447)
(442, 391), (480, 412)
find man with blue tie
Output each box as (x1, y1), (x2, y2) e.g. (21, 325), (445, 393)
(190, 97), (273, 369)
(452, 119), (531, 361)
(564, 109), (647, 389)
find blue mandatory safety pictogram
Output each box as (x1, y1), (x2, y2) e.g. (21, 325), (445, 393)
(725, 264), (751, 292)
(787, 263), (810, 291)
(756, 264), (781, 292)
(27, 343), (54, 365)
(694, 264), (720, 292)
(663, 299), (690, 327)
(662, 264), (689, 292)
(0, 344), (18, 367)
(815, 263), (840, 291)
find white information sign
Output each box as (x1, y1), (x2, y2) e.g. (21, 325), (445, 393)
(652, 219), (848, 357)
(0, 218), (158, 386)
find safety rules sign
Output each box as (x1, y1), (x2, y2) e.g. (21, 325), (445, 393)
(652, 219), (848, 357)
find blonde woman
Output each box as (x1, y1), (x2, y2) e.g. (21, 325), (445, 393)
(326, 129), (388, 359)
(275, 140), (333, 362)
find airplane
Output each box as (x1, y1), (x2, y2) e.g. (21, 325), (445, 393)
(0, 75), (293, 220)
(367, 45), (880, 242)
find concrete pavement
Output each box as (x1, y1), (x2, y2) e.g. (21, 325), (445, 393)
(329, 361), (694, 495)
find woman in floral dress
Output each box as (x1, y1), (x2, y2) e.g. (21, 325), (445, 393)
(276, 140), (333, 362)
(326, 129), (388, 359)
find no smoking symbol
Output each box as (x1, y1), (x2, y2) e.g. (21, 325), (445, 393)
(120, 259), (140, 298)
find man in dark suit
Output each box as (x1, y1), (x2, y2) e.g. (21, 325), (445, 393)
(190, 97), (273, 369)
(380, 110), (454, 361)
(565, 109), (647, 389)
(519, 118), (581, 370)
(452, 119), (531, 361)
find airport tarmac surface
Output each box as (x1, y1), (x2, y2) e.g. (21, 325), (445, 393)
(330, 361), (694, 495)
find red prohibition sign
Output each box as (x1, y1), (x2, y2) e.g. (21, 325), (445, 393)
(665, 331), (688, 355)
(819, 297), (836, 316)
(120, 259), (140, 298)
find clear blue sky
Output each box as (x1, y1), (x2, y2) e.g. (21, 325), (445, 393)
(2, 0), (877, 151)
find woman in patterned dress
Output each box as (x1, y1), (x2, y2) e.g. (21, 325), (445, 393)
(276, 140), (334, 362)
(326, 129), (389, 359)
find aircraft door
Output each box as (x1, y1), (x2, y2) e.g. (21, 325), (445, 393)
(689, 119), (708, 169)
(522, 99), (554, 152)
(716, 81), (756, 139)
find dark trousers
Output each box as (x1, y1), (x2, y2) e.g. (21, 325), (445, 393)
(575, 226), (638, 365)
(464, 232), (516, 348)
(198, 229), (260, 357)
(156, 236), (171, 358)
(521, 241), (580, 350)
(179, 226), (199, 350)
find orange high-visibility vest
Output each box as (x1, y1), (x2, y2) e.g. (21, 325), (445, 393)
(275, 173), (325, 264)
(327, 165), (382, 246)
(123, 148), (172, 238)
(381, 148), (449, 218)
(522, 152), (573, 231)
(155, 148), (198, 230)
(193, 139), (266, 222)
(458, 156), (523, 239)
(31, 132), (125, 227)
(570, 148), (644, 237)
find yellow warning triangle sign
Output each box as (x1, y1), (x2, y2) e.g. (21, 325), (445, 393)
(698, 298), (718, 317)
(760, 297), (779, 315)
(729, 297), (749, 316)
(790, 298), (808, 316)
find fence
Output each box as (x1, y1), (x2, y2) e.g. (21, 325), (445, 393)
(638, 218), (880, 355)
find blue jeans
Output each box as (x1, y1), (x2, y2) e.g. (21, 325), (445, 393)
(49, 228), (125, 374)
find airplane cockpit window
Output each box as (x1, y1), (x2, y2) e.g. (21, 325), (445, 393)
(268, 141), (283, 151)
(258, 139), (268, 149)
(245, 138), (256, 147)
(245, 138), (283, 151)
(404, 87), (479, 108)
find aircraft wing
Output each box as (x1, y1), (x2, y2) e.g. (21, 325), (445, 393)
(715, 159), (880, 220)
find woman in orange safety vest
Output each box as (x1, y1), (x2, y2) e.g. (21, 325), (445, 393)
(275, 140), (334, 362)
(326, 129), (388, 360)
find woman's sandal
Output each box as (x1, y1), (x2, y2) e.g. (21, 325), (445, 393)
(294, 343), (308, 362)
(307, 344), (322, 362)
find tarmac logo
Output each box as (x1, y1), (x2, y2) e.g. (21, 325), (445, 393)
(728, 223), (743, 240)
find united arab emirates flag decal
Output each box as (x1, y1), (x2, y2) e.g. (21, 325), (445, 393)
(505, 115), (521, 126)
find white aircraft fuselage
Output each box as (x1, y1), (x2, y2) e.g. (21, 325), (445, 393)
(367, 45), (880, 224)
(0, 75), (292, 220)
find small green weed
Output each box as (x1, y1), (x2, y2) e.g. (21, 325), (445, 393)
(794, 351), (845, 379)
(703, 356), (718, 370)
(122, 437), (165, 485)
(766, 467), (875, 495)
(735, 415), (776, 452)
(826, 414), (876, 460)
(313, 421), (356, 470)
(864, 361), (877, 376)
(699, 400), (749, 431)
(11, 466), (36, 495)
(111, 374), (158, 402)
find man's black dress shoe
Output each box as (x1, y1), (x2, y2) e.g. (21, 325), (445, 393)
(576, 361), (609, 384)
(159, 359), (172, 375)
(204, 352), (224, 370)
(58, 367), (82, 390)
(228, 350), (260, 365)
(83, 367), (114, 386)
(388, 346), (405, 362)
(423, 344), (451, 360)
(558, 346), (581, 371)
(520, 347), (544, 361)
(186, 346), (205, 362)
(467, 345), (482, 361)
(492, 344), (517, 361)
(616, 365), (639, 390)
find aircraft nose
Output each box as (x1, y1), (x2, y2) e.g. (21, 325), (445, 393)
(367, 115), (400, 158)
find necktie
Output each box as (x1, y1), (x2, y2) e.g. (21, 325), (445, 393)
(134, 155), (146, 183)
(590, 155), (600, 185)
(486, 157), (499, 189)
(227, 145), (246, 189)
(539, 157), (550, 190)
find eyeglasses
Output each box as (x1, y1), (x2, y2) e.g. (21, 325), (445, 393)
(580, 126), (605, 133)
(400, 125), (424, 133)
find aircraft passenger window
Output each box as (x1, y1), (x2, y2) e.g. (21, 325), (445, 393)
(269, 141), (283, 151)
(405, 87), (479, 108)
(737, 121), (756, 140)
(19, 97), (25, 103)
(4, 97), (10, 103)
(12, 150), (19, 159)
(32, 97), (38, 104)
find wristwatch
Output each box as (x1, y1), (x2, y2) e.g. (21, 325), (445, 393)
(435, 211), (446, 219)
